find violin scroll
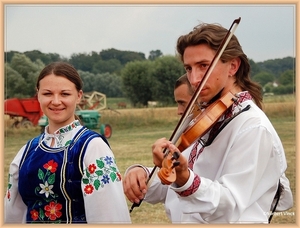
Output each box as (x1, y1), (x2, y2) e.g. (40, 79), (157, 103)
(157, 151), (180, 185)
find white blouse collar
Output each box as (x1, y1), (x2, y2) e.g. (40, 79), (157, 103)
(39, 120), (82, 149)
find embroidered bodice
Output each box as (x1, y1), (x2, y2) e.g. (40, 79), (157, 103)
(18, 127), (108, 223)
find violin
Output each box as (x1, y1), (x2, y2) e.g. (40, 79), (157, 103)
(176, 91), (237, 151)
(158, 91), (237, 184)
(129, 17), (241, 213)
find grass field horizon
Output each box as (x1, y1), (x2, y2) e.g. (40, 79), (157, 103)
(3, 94), (296, 224)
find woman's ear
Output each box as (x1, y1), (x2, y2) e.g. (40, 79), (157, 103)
(36, 88), (40, 101)
(229, 57), (241, 76)
(77, 90), (83, 104)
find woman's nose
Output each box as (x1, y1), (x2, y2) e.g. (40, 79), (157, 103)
(51, 95), (61, 104)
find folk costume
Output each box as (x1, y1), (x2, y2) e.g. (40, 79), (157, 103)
(127, 91), (293, 223)
(5, 120), (131, 224)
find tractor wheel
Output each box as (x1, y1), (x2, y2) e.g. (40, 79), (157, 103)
(21, 119), (34, 128)
(11, 120), (21, 128)
(100, 124), (112, 139)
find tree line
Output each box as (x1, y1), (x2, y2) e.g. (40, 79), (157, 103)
(4, 49), (295, 107)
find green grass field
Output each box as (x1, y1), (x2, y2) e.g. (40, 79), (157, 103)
(3, 95), (296, 224)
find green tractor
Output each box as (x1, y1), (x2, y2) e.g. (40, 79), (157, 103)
(38, 91), (112, 138)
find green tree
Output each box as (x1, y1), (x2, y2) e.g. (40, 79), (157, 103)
(93, 73), (123, 97)
(4, 63), (27, 98)
(252, 71), (274, 87)
(24, 50), (63, 65)
(273, 84), (294, 95)
(79, 71), (123, 97)
(69, 53), (96, 72)
(151, 56), (185, 104)
(100, 48), (146, 65)
(278, 69), (295, 86)
(148, 50), (163, 61)
(9, 53), (44, 97)
(79, 70), (96, 92)
(92, 59), (123, 74)
(121, 61), (154, 106)
(257, 56), (294, 79)
(249, 58), (261, 77)
(5, 51), (21, 63)
(264, 84), (273, 93)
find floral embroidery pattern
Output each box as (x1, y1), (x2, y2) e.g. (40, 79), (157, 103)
(29, 159), (62, 223)
(43, 159), (58, 173)
(6, 174), (12, 201)
(55, 120), (81, 134)
(30, 209), (39, 221)
(82, 156), (122, 195)
(44, 201), (63, 220)
(39, 181), (54, 198)
(44, 120), (81, 147)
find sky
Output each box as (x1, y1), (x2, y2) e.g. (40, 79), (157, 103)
(4, 4), (296, 62)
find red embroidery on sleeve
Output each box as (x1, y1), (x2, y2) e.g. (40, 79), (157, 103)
(177, 174), (201, 197)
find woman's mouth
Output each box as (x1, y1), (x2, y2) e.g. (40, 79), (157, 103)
(49, 107), (64, 112)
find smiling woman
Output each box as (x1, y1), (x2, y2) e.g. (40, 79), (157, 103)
(37, 74), (83, 133)
(4, 62), (131, 224)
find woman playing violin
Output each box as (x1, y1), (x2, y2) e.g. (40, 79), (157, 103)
(123, 22), (293, 223)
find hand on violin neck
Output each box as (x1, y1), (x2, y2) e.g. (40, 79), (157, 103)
(152, 138), (174, 167)
(153, 138), (189, 186)
(173, 151), (189, 187)
(160, 148), (189, 187)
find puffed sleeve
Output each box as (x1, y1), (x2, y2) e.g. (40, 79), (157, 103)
(4, 145), (27, 223)
(81, 137), (131, 224)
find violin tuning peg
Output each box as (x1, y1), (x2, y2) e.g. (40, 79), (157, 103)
(171, 161), (180, 169)
(172, 151), (180, 160)
(231, 97), (238, 103)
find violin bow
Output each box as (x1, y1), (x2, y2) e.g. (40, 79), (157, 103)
(129, 17), (241, 213)
(172, 17), (241, 143)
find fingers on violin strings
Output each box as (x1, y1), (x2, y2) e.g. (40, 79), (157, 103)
(152, 138), (169, 150)
(168, 143), (181, 155)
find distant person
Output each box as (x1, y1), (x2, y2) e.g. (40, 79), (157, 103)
(174, 73), (194, 115)
(123, 21), (293, 223)
(4, 62), (131, 224)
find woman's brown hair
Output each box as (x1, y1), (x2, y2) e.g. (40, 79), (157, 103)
(36, 61), (83, 91)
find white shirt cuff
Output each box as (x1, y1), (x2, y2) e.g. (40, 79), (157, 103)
(170, 168), (194, 192)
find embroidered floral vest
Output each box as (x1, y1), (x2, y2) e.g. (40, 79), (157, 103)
(18, 127), (109, 223)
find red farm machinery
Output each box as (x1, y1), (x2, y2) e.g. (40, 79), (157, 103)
(4, 96), (43, 128)
(4, 91), (112, 138)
